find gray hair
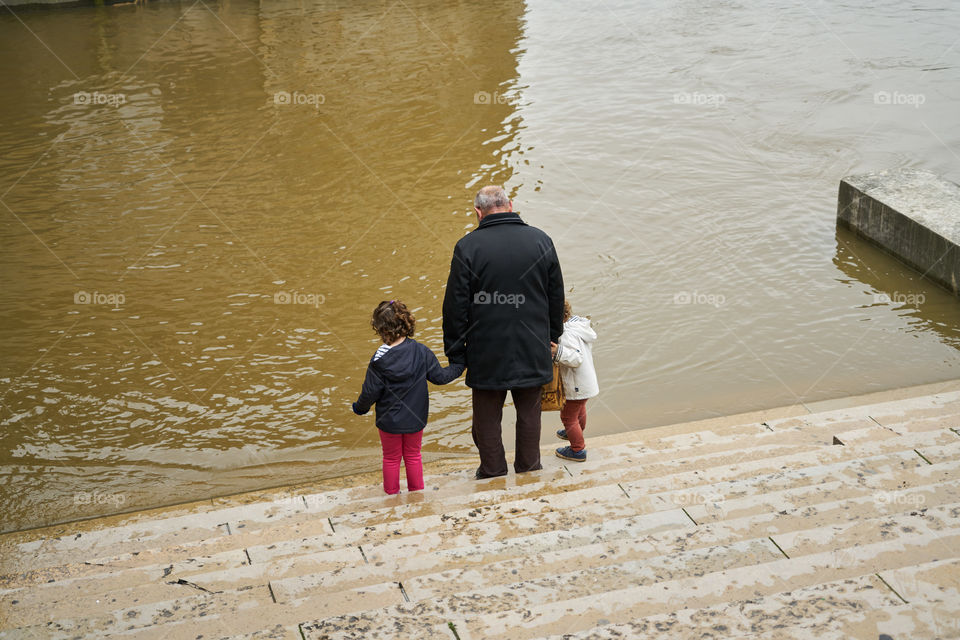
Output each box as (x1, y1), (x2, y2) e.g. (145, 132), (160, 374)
(474, 185), (510, 213)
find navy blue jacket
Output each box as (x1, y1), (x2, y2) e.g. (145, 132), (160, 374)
(352, 338), (465, 434)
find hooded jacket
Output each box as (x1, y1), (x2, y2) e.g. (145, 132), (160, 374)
(353, 338), (464, 434)
(553, 315), (599, 400)
(442, 211), (564, 389)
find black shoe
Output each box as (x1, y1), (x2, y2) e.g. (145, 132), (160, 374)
(515, 463), (543, 474)
(475, 468), (507, 480)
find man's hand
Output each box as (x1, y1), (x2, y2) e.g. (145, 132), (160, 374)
(550, 342), (558, 358)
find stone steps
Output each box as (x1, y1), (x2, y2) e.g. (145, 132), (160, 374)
(7, 417), (942, 582)
(243, 430), (960, 564)
(299, 525), (960, 639)
(539, 557), (960, 640)
(1, 386), (958, 639)
(0, 431), (791, 573)
(2, 401), (910, 575)
(765, 389), (960, 432)
(387, 502), (960, 605)
(269, 445), (959, 600)
(332, 429), (913, 531)
(8, 447), (959, 637)
(3, 432), (960, 600)
(310, 478), (960, 607)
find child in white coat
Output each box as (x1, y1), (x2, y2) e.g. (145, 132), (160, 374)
(551, 300), (599, 461)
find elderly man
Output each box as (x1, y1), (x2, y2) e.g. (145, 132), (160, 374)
(442, 185), (564, 478)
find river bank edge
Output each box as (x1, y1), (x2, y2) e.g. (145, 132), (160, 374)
(3, 375), (959, 547)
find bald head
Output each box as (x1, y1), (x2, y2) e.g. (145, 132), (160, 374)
(473, 185), (512, 220)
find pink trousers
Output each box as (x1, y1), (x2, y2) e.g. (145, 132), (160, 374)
(378, 429), (424, 495)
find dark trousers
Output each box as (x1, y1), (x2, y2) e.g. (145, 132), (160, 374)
(472, 386), (543, 477)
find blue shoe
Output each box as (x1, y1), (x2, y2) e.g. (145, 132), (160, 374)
(556, 446), (586, 462)
(556, 429), (568, 440)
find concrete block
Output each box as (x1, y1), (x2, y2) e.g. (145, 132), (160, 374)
(837, 168), (960, 295)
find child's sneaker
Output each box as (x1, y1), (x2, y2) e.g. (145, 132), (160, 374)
(555, 445), (586, 462)
(556, 429), (568, 440)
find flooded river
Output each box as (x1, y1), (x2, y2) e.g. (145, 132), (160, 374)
(2, 0), (959, 531)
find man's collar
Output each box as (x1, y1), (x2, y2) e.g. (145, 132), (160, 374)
(478, 211), (525, 228)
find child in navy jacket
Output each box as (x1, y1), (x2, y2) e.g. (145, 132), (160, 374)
(352, 300), (464, 494)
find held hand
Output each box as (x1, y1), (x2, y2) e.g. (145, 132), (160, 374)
(550, 342), (558, 357)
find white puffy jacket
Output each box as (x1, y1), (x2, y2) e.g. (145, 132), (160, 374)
(553, 315), (599, 400)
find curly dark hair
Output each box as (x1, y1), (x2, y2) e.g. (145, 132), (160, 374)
(371, 300), (415, 344)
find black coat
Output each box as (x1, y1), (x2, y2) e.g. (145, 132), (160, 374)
(442, 211), (564, 390)
(353, 338), (464, 434)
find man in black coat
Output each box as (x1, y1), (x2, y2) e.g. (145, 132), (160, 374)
(442, 185), (564, 478)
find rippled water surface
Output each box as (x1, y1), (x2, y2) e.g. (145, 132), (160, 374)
(2, 0), (959, 531)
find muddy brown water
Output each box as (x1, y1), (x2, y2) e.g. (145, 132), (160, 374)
(1, 0), (959, 532)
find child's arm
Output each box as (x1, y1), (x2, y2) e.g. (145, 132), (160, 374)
(553, 333), (584, 368)
(425, 348), (466, 385)
(352, 362), (385, 415)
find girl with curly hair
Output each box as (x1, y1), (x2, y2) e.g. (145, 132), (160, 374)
(352, 300), (465, 494)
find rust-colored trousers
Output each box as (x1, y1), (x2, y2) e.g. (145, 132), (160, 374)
(560, 398), (588, 452)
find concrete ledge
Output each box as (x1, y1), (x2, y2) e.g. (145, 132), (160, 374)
(837, 168), (960, 295)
